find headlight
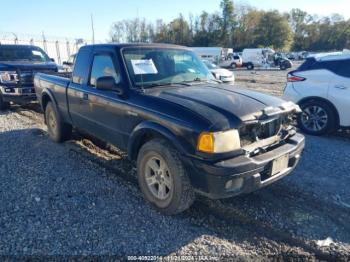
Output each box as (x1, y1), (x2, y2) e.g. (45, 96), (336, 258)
(197, 129), (241, 153)
(0, 71), (19, 84)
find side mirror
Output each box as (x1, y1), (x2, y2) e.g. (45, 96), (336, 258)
(96, 76), (124, 95)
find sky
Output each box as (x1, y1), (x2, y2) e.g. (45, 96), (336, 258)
(1, 0), (349, 42)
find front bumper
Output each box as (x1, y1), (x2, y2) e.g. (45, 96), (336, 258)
(185, 133), (305, 199)
(0, 86), (37, 104)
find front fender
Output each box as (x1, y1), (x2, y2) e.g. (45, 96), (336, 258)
(127, 121), (190, 161)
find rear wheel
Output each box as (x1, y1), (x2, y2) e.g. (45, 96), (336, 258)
(0, 93), (10, 111)
(297, 100), (337, 135)
(45, 102), (72, 142)
(230, 62), (237, 69)
(280, 64), (287, 70)
(137, 138), (195, 215)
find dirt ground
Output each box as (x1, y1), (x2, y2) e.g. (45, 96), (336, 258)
(0, 66), (349, 260)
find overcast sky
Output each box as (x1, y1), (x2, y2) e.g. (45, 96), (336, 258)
(1, 0), (349, 42)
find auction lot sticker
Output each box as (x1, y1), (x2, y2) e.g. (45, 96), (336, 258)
(131, 59), (158, 75)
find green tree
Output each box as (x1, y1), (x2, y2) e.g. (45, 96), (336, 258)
(254, 11), (293, 50)
(220, 0), (235, 46)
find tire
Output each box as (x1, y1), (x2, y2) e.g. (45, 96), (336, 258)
(230, 62), (237, 69)
(137, 138), (195, 215)
(297, 99), (337, 136)
(246, 63), (254, 70)
(280, 64), (287, 70)
(45, 102), (72, 142)
(0, 93), (10, 111)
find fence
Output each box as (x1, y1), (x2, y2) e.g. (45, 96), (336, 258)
(0, 32), (93, 64)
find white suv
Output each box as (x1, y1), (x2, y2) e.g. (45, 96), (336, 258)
(283, 54), (350, 135)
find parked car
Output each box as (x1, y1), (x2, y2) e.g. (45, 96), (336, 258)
(283, 54), (350, 135)
(0, 44), (58, 110)
(242, 48), (292, 70)
(35, 43), (304, 215)
(219, 54), (243, 69)
(202, 60), (235, 84)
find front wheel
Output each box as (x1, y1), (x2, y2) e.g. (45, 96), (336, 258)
(231, 62), (237, 69)
(137, 138), (195, 215)
(45, 102), (72, 142)
(297, 100), (337, 135)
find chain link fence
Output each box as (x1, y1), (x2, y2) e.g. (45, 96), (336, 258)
(0, 32), (93, 64)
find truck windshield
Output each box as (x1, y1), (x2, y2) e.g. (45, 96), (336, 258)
(0, 46), (50, 62)
(123, 47), (215, 88)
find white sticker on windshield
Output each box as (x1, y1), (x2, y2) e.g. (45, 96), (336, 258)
(131, 59), (158, 75)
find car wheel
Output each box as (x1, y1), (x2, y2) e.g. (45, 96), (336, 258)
(45, 102), (72, 142)
(0, 93), (10, 111)
(247, 63), (254, 70)
(298, 100), (337, 135)
(231, 63), (237, 69)
(137, 138), (195, 215)
(280, 64), (287, 70)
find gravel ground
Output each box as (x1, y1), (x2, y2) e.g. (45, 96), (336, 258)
(0, 68), (349, 260)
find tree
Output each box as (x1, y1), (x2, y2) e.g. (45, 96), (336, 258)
(220, 0), (235, 46)
(254, 11), (293, 50)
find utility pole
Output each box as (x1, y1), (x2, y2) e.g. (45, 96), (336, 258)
(91, 13), (95, 44)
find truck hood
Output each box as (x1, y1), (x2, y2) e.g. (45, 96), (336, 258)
(0, 61), (58, 71)
(146, 84), (298, 130)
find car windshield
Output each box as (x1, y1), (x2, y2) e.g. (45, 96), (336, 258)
(0, 46), (50, 62)
(123, 47), (215, 88)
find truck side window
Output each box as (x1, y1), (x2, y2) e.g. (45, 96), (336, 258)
(72, 50), (90, 84)
(90, 55), (120, 87)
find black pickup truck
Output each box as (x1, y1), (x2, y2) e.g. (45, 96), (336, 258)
(0, 44), (58, 110)
(34, 44), (305, 215)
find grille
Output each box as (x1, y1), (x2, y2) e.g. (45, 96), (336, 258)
(239, 116), (289, 147)
(19, 69), (57, 86)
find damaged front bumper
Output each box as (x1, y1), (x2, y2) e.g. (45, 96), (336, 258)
(185, 133), (305, 199)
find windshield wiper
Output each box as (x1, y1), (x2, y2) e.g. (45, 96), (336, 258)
(183, 78), (222, 84)
(139, 82), (193, 89)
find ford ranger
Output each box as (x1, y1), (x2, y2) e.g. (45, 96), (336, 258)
(34, 44), (305, 215)
(0, 44), (58, 110)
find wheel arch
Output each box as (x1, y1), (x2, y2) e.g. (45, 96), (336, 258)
(297, 96), (340, 128)
(127, 121), (188, 162)
(41, 89), (58, 113)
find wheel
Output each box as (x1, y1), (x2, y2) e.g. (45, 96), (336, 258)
(231, 62), (237, 69)
(297, 100), (337, 135)
(280, 64), (287, 70)
(137, 138), (195, 215)
(0, 93), (10, 110)
(247, 63), (254, 70)
(45, 102), (72, 142)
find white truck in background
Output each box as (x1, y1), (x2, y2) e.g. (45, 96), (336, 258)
(242, 48), (292, 70)
(191, 47), (242, 69)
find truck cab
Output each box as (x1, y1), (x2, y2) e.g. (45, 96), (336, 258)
(0, 44), (58, 110)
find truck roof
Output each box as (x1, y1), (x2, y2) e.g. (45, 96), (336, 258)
(81, 43), (190, 51)
(0, 44), (41, 49)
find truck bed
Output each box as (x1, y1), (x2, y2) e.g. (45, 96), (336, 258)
(34, 72), (71, 120)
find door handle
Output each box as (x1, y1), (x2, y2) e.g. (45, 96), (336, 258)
(82, 93), (89, 100)
(334, 85), (347, 90)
